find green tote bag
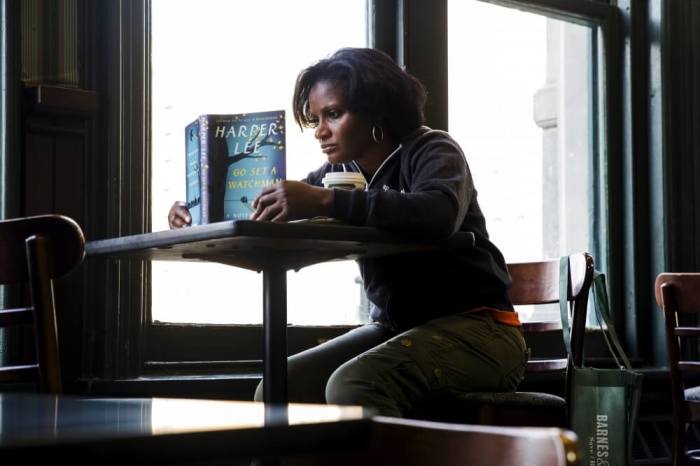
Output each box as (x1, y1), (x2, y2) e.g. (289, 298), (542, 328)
(559, 257), (643, 466)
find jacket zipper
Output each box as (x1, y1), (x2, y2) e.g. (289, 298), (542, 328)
(352, 144), (402, 190)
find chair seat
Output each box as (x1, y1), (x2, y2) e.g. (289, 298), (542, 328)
(684, 387), (700, 421)
(421, 391), (567, 427)
(686, 386), (700, 401)
(455, 391), (566, 408)
(687, 449), (700, 464)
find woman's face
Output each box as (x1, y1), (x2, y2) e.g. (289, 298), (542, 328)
(307, 80), (375, 166)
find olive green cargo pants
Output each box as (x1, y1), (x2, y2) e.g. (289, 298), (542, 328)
(254, 311), (527, 417)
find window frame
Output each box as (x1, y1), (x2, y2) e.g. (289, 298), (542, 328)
(87, 0), (623, 386)
(88, 0), (376, 383)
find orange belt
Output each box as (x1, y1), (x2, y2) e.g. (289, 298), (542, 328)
(468, 306), (521, 327)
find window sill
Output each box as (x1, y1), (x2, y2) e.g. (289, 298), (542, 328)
(80, 373), (261, 400)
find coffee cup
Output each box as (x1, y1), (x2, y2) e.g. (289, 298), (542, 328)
(321, 172), (367, 190)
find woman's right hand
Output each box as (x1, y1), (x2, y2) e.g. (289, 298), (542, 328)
(168, 201), (192, 229)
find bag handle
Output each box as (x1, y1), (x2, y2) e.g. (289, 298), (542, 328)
(558, 257), (633, 370)
(558, 257), (573, 358)
(591, 271), (633, 370)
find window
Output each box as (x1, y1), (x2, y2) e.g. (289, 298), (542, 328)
(448, 0), (605, 321)
(150, 0), (368, 326)
(95, 0), (620, 381)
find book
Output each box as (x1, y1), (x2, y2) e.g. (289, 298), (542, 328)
(185, 110), (286, 224)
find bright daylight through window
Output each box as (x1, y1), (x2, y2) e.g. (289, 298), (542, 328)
(151, 0), (600, 325)
(150, 0), (367, 325)
(448, 1), (598, 321)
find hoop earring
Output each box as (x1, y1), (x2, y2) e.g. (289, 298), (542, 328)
(371, 125), (384, 144)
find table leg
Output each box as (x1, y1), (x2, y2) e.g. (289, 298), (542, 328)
(262, 266), (288, 405)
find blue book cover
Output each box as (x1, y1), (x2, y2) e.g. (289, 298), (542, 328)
(185, 110), (286, 224)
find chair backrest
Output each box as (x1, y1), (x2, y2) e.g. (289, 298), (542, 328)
(654, 274), (700, 412)
(508, 253), (594, 371)
(366, 417), (579, 466)
(0, 215), (85, 393)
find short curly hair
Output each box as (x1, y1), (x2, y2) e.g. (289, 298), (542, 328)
(292, 48), (427, 142)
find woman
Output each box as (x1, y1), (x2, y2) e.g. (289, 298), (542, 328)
(169, 48), (527, 417)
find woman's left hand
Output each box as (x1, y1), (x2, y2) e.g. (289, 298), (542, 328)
(251, 180), (334, 222)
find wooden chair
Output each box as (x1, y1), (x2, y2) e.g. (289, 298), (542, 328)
(289, 416), (580, 466)
(655, 273), (700, 466)
(413, 253), (595, 427)
(0, 215), (85, 393)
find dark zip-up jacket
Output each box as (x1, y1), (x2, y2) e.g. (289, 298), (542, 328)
(303, 126), (513, 331)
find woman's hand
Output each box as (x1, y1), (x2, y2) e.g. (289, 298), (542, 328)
(168, 201), (192, 229)
(252, 181), (334, 222)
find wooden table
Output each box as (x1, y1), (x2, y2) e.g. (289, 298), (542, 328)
(86, 219), (475, 405)
(0, 392), (372, 464)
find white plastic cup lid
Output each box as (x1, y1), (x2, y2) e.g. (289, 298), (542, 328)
(321, 172), (366, 189)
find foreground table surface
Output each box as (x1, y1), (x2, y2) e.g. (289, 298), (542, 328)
(0, 393), (371, 464)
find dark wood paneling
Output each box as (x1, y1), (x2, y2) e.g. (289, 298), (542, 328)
(23, 132), (54, 215)
(24, 85), (97, 115)
(665, 0), (698, 273)
(692, 0), (700, 271)
(54, 135), (84, 222)
(22, 85), (95, 392)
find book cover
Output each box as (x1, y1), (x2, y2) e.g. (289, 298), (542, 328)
(185, 110), (286, 224)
